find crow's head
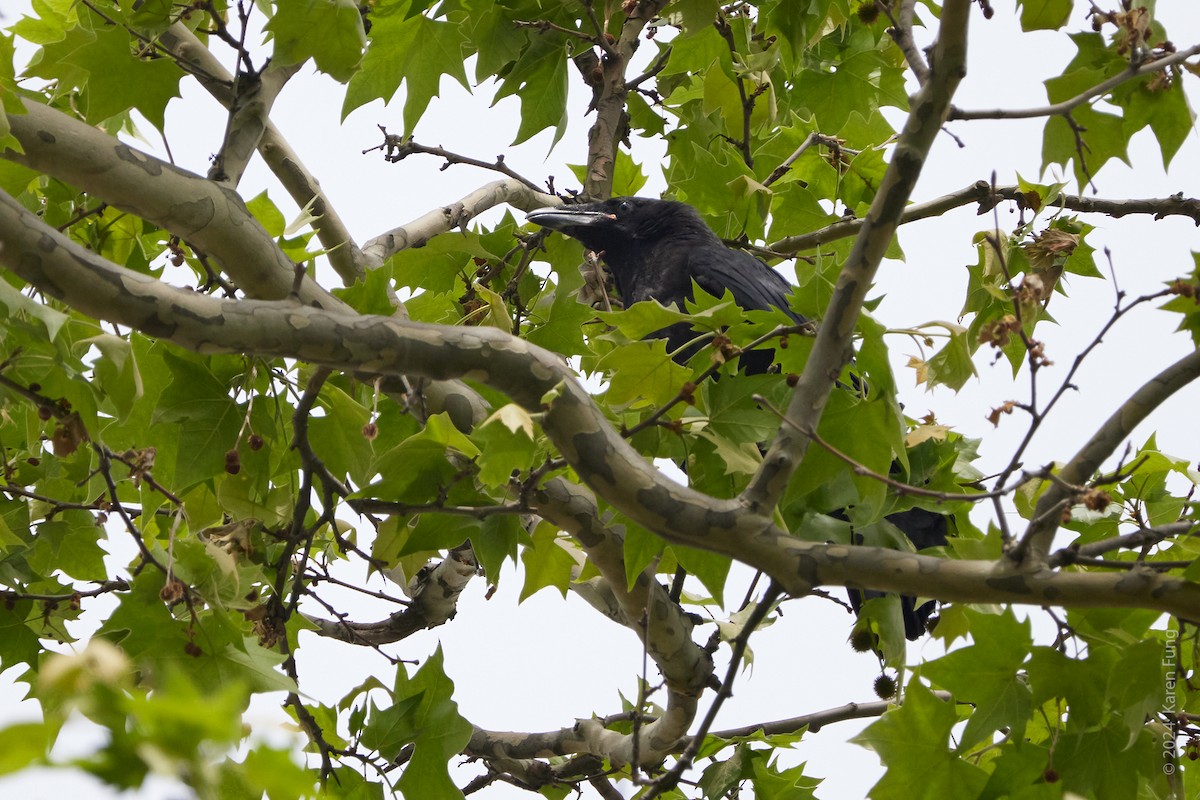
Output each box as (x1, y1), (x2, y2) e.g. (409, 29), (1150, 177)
(526, 197), (720, 259)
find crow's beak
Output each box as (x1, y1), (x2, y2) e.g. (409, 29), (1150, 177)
(526, 207), (615, 231)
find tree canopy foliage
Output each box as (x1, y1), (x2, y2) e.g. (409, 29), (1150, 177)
(1, 0), (1199, 798)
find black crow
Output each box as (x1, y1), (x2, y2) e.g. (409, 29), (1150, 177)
(528, 196), (946, 639)
(526, 197), (802, 374)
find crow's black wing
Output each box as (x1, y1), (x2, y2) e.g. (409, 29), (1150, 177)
(684, 244), (805, 323)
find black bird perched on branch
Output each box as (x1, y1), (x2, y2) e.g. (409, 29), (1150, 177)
(527, 197), (803, 373)
(528, 196), (946, 639)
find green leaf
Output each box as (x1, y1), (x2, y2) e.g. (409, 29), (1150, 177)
(86, 332), (143, 421)
(0, 603), (43, 673)
(920, 609), (1033, 750)
(60, 26), (183, 128)
(342, 8), (469, 133)
(393, 648), (472, 800)
(671, 543), (730, 606)
(1053, 720), (1160, 800)
(152, 350), (241, 488)
(922, 327), (977, 392)
(367, 412), (480, 502)
(750, 755), (821, 800)
(0, 722), (51, 776)
(245, 191), (287, 238)
(27, 511), (107, 581)
(474, 404), (537, 488)
(492, 35), (570, 147)
(599, 339), (694, 409)
(853, 681), (988, 799)
(520, 525), (576, 602)
(1027, 646), (1108, 727)
(0, 277), (70, 341)
(265, 0), (366, 82)
(1017, 0), (1072, 31)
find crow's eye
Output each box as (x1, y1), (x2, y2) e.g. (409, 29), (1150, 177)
(616, 200), (633, 215)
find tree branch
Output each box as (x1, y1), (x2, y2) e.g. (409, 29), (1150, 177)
(881, 0), (930, 85)
(948, 43), (1200, 121)
(305, 545), (480, 645)
(741, 0), (971, 513)
(1013, 348), (1200, 567)
(156, 23), (369, 283)
(210, 60), (302, 187)
(580, 1), (669, 200)
(361, 179), (558, 264)
(365, 129), (549, 194)
(768, 181), (1200, 254)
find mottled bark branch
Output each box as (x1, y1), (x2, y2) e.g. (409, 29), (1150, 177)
(3, 100), (318, 305)
(580, 1), (669, 200)
(1, 101), (489, 433)
(361, 180), (558, 264)
(210, 60), (301, 187)
(743, 0), (971, 512)
(1013, 349), (1200, 568)
(882, 0), (930, 85)
(157, 23), (369, 283)
(306, 546), (478, 644)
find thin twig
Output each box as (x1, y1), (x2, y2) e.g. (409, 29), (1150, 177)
(949, 43), (1200, 120)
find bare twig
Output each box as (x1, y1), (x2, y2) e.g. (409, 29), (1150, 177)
(880, 0), (930, 84)
(949, 43), (1200, 120)
(769, 181), (1200, 254)
(366, 128), (548, 194)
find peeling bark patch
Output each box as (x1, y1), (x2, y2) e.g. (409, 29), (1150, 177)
(18, 251), (65, 299)
(573, 430), (616, 486)
(139, 313), (178, 339)
(793, 553), (820, 588)
(570, 511), (604, 548)
(1115, 570), (1154, 596)
(169, 198), (217, 236)
(114, 144), (163, 176)
(985, 574), (1033, 596)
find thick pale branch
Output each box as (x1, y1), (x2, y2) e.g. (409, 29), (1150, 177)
(742, 0), (971, 512)
(3, 100), (319, 305)
(1015, 349), (1200, 567)
(156, 24), (369, 283)
(532, 477), (711, 763)
(948, 43), (1200, 121)
(306, 546), (478, 645)
(1, 102), (488, 432)
(361, 180), (558, 264)
(769, 181), (1200, 254)
(210, 60), (302, 187)
(581, 2), (670, 200)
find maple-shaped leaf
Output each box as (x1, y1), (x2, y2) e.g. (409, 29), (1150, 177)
(342, 8), (470, 133)
(61, 26), (183, 128)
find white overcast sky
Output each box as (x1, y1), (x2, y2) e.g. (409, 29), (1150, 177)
(1, 2), (1199, 799)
